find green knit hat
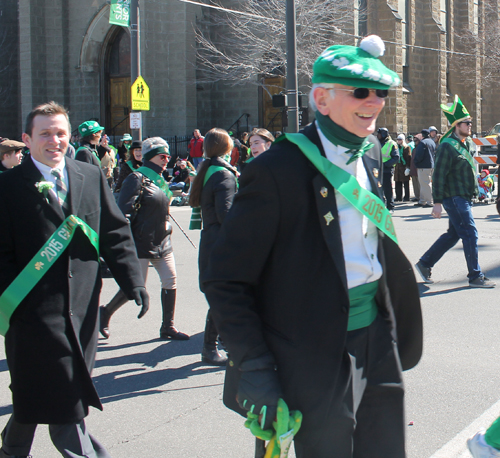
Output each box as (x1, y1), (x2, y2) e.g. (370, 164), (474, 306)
(142, 145), (169, 161)
(440, 95), (471, 139)
(312, 35), (400, 89)
(78, 121), (104, 137)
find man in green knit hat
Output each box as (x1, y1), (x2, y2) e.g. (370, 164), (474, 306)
(203, 35), (422, 457)
(415, 95), (495, 288)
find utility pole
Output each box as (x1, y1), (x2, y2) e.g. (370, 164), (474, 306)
(286, 0), (299, 133)
(130, 0), (142, 140)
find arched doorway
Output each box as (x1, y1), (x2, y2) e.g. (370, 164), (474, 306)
(104, 27), (131, 137)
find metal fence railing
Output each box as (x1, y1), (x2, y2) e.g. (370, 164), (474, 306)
(164, 135), (191, 161)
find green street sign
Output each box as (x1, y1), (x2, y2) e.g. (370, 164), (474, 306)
(109, 0), (131, 27)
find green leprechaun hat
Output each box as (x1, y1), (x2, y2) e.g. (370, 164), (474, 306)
(312, 35), (400, 89)
(440, 95), (471, 140)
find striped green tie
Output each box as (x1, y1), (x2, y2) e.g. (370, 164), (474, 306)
(50, 169), (69, 214)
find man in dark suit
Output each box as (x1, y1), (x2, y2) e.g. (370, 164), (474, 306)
(203, 35), (422, 458)
(0, 101), (149, 457)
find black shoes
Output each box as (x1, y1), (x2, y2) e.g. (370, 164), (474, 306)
(469, 276), (496, 288)
(0, 448), (32, 457)
(201, 346), (228, 366)
(99, 306), (111, 339)
(415, 261), (434, 284)
(159, 325), (190, 340)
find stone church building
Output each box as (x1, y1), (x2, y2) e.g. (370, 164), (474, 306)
(1, 0), (499, 142)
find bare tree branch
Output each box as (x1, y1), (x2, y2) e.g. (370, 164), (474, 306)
(194, 0), (359, 88)
(454, 0), (500, 89)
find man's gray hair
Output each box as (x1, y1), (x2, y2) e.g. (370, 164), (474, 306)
(308, 83), (336, 112)
(142, 137), (169, 155)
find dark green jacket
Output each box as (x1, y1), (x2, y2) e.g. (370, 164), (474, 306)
(432, 132), (477, 203)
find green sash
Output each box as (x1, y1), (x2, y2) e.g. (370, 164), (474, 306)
(76, 146), (101, 165)
(348, 280), (379, 331)
(136, 166), (173, 200)
(280, 133), (398, 244)
(203, 165), (227, 186)
(441, 137), (476, 174)
(0, 215), (100, 336)
(126, 160), (136, 171)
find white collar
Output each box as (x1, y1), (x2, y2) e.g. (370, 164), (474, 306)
(31, 156), (66, 176)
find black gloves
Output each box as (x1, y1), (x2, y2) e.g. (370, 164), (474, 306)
(131, 287), (149, 318)
(237, 352), (282, 430)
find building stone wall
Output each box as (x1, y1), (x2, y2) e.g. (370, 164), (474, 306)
(0, 0), (21, 139)
(371, 0), (403, 133)
(403, 0), (446, 134)
(4, 0), (500, 141)
(139, 0), (199, 137)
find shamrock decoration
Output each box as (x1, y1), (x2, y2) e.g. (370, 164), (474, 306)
(35, 181), (54, 203)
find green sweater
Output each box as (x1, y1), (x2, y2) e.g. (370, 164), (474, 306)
(432, 132), (477, 203)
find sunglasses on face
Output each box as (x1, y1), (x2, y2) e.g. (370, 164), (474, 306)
(158, 154), (170, 161)
(460, 121), (473, 126)
(335, 88), (389, 99)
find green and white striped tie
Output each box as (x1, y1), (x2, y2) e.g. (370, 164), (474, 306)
(50, 169), (69, 214)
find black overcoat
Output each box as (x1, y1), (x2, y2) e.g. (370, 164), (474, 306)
(0, 157), (144, 424)
(203, 123), (423, 445)
(118, 161), (173, 259)
(198, 156), (238, 288)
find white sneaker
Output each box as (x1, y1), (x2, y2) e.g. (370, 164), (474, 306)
(468, 430), (500, 458)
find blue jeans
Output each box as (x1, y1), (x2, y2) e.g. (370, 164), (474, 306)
(420, 196), (481, 280)
(192, 157), (203, 170)
(169, 181), (186, 191)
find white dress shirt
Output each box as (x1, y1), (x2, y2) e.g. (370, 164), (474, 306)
(316, 122), (383, 289)
(31, 156), (68, 203)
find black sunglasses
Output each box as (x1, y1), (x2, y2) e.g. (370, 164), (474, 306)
(459, 121), (473, 126)
(335, 88), (389, 99)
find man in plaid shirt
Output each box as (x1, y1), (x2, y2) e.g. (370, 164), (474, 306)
(415, 95), (495, 288)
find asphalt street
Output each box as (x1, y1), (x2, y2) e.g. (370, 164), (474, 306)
(1, 199), (500, 457)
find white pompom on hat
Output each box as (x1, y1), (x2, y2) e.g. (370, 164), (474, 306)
(359, 35), (386, 58)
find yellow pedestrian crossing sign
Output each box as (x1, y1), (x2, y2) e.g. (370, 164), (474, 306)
(131, 76), (150, 111)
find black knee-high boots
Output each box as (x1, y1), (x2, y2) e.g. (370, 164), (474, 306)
(201, 310), (227, 366)
(159, 289), (189, 340)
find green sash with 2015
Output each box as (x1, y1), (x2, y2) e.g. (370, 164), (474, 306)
(0, 215), (100, 336)
(280, 133), (398, 244)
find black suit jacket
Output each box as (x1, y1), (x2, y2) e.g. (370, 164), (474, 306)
(0, 157), (144, 424)
(203, 123), (422, 441)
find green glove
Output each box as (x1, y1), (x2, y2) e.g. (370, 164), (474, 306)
(244, 398), (302, 458)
